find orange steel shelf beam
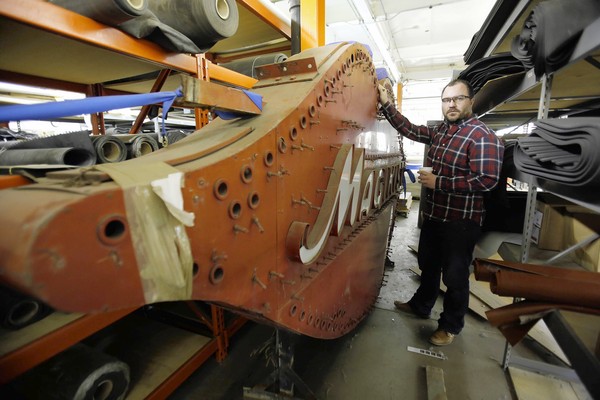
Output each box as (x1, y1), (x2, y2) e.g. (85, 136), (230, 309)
(0, 0), (197, 74)
(0, 307), (136, 385)
(301, 0), (326, 50)
(0, 175), (32, 189)
(207, 61), (258, 89)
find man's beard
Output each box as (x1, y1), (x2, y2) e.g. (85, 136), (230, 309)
(445, 108), (468, 122)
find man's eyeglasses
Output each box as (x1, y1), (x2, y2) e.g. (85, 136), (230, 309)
(441, 95), (470, 104)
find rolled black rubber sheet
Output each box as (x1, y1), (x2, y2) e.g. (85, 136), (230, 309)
(510, 0), (600, 78)
(51, 0), (240, 54)
(513, 118), (600, 187)
(0, 130), (97, 167)
(457, 53), (526, 94)
(50, 0), (148, 25)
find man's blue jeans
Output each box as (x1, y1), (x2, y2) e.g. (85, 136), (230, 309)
(408, 218), (481, 334)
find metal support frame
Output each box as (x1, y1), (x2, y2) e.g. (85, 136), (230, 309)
(129, 68), (171, 134)
(88, 83), (106, 135)
(243, 329), (316, 400)
(211, 305), (229, 362)
(543, 310), (600, 399)
(503, 73), (553, 369)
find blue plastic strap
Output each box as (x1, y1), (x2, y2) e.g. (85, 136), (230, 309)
(376, 68), (389, 81)
(0, 88), (183, 137)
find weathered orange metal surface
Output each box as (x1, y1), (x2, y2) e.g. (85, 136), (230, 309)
(0, 42), (403, 339)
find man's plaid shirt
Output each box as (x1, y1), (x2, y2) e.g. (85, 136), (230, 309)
(381, 102), (504, 225)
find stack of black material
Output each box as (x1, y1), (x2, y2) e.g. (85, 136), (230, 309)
(457, 52), (526, 95)
(510, 0), (600, 78)
(513, 117), (600, 188)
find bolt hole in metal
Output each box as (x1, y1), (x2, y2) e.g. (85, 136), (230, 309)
(290, 304), (297, 317)
(264, 151), (274, 166)
(192, 262), (199, 277)
(209, 265), (225, 284)
(228, 201), (242, 219)
(299, 116), (307, 129)
(299, 310), (306, 321)
(248, 192), (260, 209)
(278, 137), (287, 153)
(308, 314), (313, 324)
(215, 0), (230, 19)
(317, 94), (323, 106)
(93, 379), (114, 400)
(98, 216), (126, 245)
(337, 69), (342, 79)
(324, 84), (331, 97)
(289, 126), (298, 140)
(9, 300), (40, 327)
(241, 165), (253, 183)
(308, 104), (316, 117)
(214, 179), (228, 200)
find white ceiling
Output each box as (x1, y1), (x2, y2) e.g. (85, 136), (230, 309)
(273, 0), (497, 84)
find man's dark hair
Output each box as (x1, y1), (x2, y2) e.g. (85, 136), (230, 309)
(442, 79), (474, 98)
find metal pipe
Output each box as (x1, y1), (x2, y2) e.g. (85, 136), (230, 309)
(289, 0), (300, 55)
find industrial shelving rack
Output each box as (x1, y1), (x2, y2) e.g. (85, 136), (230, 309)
(468, 1), (600, 397)
(0, 0), (292, 397)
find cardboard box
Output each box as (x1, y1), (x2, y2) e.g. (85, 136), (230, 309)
(563, 212), (600, 272)
(531, 193), (571, 251)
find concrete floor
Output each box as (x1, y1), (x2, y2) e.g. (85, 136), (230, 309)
(169, 200), (555, 400)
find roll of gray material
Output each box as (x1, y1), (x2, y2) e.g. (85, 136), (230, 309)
(108, 133), (159, 157)
(3, 131), (97, 164)
(0, 147), (95, 167)
(119, 11), (202, 53)
(16, 343), (130, 400)
(119, 0), (239, 53)
(513, 117), (600, 187)
(128, 133), (159, 158)
(146, 130), (190, 147)
(510, 0), (600, 78)
(0, 285), (52, 330)
(92, 135), (128, 163)
(49, 0), (148, 26)
(147, 0), (239, 49)
(219, 53), (289, 78)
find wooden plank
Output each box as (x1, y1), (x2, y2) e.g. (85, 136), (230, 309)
(425, 365), (448, 400)
(94, 313), (212, 400)
(508, 366), (586, 400)
(0, 312), (83, 357)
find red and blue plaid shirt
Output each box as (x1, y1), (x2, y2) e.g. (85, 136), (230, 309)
(382, 102), (504, 225)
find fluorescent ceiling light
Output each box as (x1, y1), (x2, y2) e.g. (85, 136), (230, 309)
(349, 0), (400, 83)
